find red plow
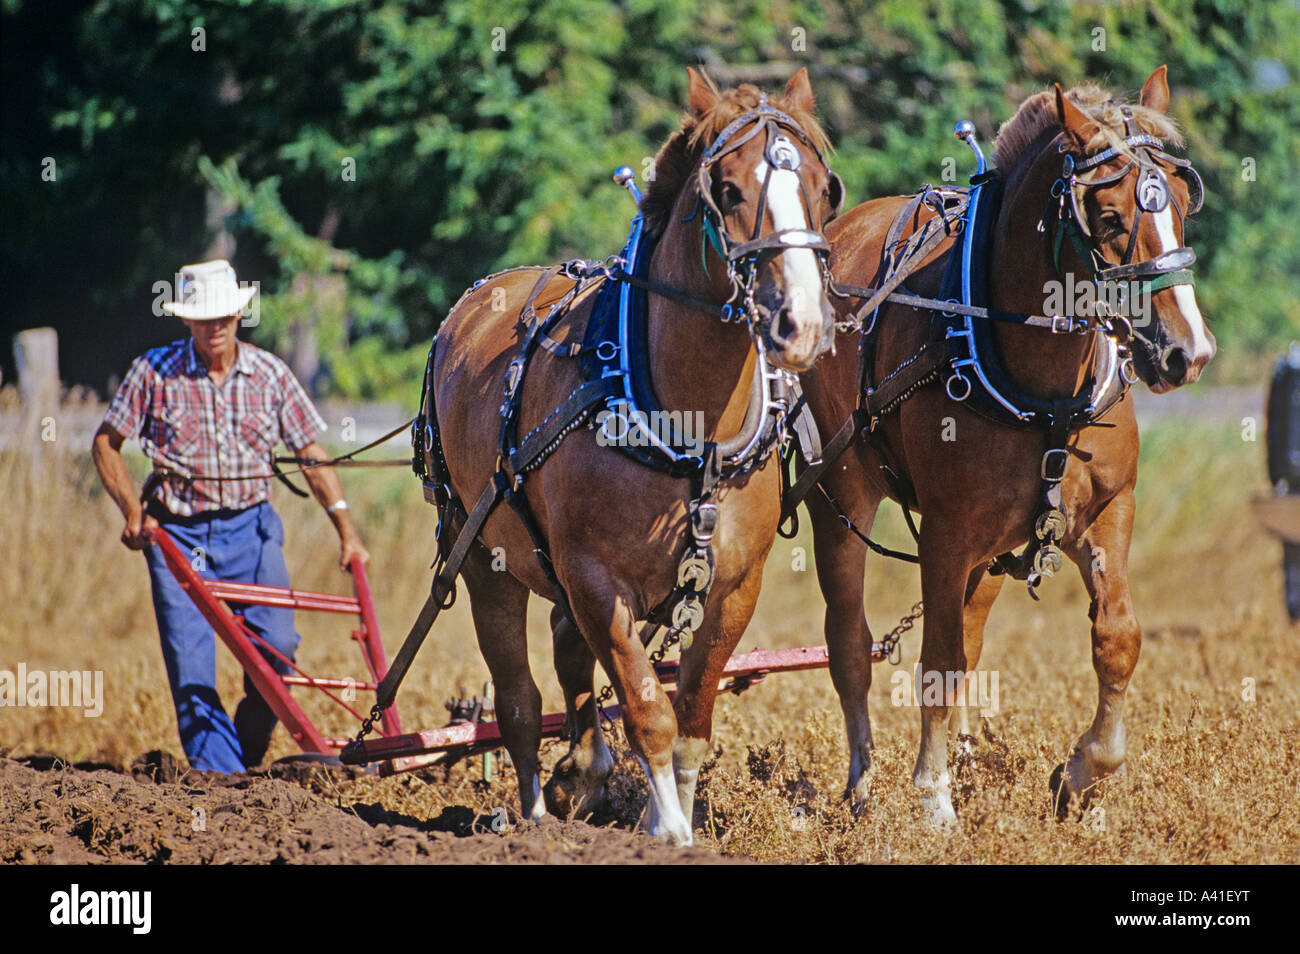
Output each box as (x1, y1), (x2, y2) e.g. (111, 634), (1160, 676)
(148, 525), (832, 775)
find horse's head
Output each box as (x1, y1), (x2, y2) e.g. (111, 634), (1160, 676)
(1050, 67), (1215, 391)
(649, 68), (840, 373)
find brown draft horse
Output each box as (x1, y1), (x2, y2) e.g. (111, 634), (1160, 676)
(432, 69), (839, 844)
(802, 67), (1215, 825)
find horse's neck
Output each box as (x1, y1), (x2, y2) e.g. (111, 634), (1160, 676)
(644, 212), (757, 437)
(986, 149), (1097, 399)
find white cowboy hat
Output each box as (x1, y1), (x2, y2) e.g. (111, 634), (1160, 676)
(161, 259), (258, 320)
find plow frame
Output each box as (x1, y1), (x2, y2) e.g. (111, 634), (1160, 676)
(148, 525), (832, 776)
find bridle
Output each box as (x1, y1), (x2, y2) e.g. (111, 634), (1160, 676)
(1047, 106), (1203, 343)
(688, 98), (843, 330)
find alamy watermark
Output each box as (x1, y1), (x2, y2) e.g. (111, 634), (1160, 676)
(49, 884), (150, 934)
(150, 272), (261, 327)
(0, 664), (104, 717)
(1043, 274), (1151, 326)
(890, 665), (1000, 716)
(595, 406), (706, 456)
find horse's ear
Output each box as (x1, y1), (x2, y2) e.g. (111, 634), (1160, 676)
(687, 67), (719, 118)
(1054, 83), (1091, 150)
(1139, 65), (1171, 113)
(784, 67), (816, 115)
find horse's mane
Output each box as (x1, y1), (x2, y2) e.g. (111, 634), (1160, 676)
(993, 83), (1183, 172)
(640, 73), (831, 237)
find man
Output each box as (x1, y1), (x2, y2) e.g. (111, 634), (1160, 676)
(91, 259), (370, 772)
(1265, 342), (1300, 624)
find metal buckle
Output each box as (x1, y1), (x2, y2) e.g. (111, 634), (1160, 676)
(689, 500), (718, 544)
(1050, 314), (1076, 334)
(503, 359), (523, 397)
(1041, 448), (1069, 482)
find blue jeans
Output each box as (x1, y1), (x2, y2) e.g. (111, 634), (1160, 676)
(143, 502), (301, 772)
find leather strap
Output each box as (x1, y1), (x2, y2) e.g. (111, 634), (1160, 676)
(375, 472), (507, 710)
(863, 340), (950, 421)
(508, 377), (621, 475)
(779, 410), (862, 528)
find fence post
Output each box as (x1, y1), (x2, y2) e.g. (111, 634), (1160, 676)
(13, 327), (60, 454)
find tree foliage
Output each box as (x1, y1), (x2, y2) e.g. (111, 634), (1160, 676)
(3, 0), (1295, 398)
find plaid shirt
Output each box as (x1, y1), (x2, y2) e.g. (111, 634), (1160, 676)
(104, 338), (326, 516)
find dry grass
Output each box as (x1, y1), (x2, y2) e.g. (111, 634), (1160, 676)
(3, 389), (1297, 863)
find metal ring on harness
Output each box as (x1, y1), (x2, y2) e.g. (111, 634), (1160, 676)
(595, 340), (619, 362)
(1120, 354), (1139, 385)
(1104, 314), (1134, 344)
(597, 405), (630, 445)
(945, 371), (972, 402)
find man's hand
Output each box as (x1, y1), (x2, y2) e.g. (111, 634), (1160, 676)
(340, 531), (371, 571)
(122, 506), (160, 550)
(93, 423), (158, 550)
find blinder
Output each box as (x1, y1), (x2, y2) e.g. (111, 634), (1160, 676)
(827, 170), (846, 220)
(1171, 161), (1204, 216)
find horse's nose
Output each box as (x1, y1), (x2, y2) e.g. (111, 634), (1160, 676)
(1160, 345), (1190, 386)
(770, 303), (799, 347)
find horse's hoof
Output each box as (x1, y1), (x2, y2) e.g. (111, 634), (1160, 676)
(918, 793), (959, 831)
(1049, 763), (1072, 821)
(842, 789), (867, 820)
(842, 772), (874, 819)
(543, 760), (608, 820)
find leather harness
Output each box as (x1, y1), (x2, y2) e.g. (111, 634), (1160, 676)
(346, 106), (838, 749)
(782, 120), (1203, 599)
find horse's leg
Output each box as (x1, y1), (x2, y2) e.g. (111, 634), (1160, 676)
(459, 543), (547, 821)
(1052, 488), (1140, 818)
(809, 485), (879, 811)
(912, 525), (974, 828)
(671, 566), (765, 827)
(543, 604), (614, 818)
(951, 566), (1004, 743)
(565, 575), (691, 845)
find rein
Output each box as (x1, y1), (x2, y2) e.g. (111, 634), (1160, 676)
(142, 417), (416, 502)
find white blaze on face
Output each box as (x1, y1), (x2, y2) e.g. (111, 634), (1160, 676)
(1152, 206), (1215, 363)
(752, 155), (824, 346)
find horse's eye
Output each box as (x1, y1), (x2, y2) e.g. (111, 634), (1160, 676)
(1098, 210), (1125, 235)
(717, 180), (745, 211)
